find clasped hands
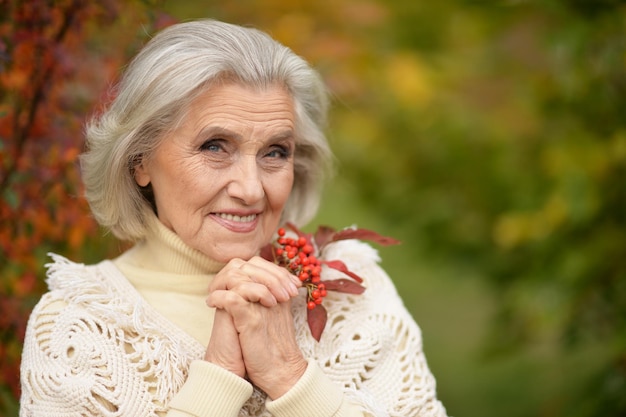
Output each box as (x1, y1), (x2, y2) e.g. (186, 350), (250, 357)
(205, 256), (307, 399)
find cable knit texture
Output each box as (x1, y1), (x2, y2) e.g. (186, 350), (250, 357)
(20, 224), (447, 417)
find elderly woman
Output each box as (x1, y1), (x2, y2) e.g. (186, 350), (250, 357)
(20, 20), (447, 417)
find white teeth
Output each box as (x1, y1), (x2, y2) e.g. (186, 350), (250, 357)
(216, 213), (257, 222)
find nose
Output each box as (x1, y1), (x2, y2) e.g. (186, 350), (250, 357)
(226, 157), (264, 204)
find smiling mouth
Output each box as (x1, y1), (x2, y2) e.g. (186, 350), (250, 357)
(215, 213), (257, 223)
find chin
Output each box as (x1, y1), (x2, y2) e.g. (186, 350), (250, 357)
(213, 246), (260, 263)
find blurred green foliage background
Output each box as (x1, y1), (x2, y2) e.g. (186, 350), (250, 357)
(1, 0), (624, 416)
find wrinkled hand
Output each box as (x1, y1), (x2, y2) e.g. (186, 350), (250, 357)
(204, 309), (245, 377)
(205, 256), (307, 398)
(209, 257), (300, 307)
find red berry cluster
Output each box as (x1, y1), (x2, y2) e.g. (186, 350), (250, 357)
(275, 227), (328, 310)
(263, 222), (398, 341)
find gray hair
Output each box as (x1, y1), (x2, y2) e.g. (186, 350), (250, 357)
(81, 19), (332, 242)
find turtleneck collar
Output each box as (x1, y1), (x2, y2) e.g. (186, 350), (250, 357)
(114, 218), (226, 277)
(112, 217), (223, 344)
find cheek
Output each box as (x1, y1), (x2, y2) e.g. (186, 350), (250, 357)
(155, 160), (219, 208)
(270, 170), (295, 208)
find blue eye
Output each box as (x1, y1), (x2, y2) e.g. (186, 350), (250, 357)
(200, 139), (224, 152)
(266, 146), (291, 159)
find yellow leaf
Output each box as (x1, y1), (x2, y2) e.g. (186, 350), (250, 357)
(493, 214), (530, 249)
(385, 53), (433, 108)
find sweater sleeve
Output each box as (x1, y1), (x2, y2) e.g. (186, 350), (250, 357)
(166, 360), (252, 417)
(266, 359), (365, 417)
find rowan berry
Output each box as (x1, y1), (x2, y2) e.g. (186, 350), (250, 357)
(271, 226), (335, 312)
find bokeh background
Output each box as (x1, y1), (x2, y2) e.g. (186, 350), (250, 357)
(1, 0), (624, 416)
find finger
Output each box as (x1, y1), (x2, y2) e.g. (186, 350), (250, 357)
(227, 269), (292, 303)
(209, 265), (270, 295)
(206, 290), (269, 331)
(212, 258), (299, 303)
(207, 284), (278, 309)
(238, 257), (300, 299)
(246, 256), (302, 288)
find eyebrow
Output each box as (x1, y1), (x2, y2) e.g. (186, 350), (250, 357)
(196, 126), (240, 141)
(196, 126), (296, 143)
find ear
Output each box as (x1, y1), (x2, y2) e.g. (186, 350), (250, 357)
(133, 157), (151, 187)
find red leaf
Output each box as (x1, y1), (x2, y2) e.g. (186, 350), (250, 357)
(286, 222), (307, 237)
(332, 228), (401, 246)
(307, 304), (328, 342)
(313, 225), (337, 249)
(322, 278), (366, 295)
(323, 260), (364, 283)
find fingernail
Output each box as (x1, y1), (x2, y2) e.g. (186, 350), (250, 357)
(291, 275), (301, 287)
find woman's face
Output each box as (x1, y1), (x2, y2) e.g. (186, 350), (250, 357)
(135, 82), (296, 263)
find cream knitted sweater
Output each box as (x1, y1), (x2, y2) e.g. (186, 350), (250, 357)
(20, 222), (447, 417)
